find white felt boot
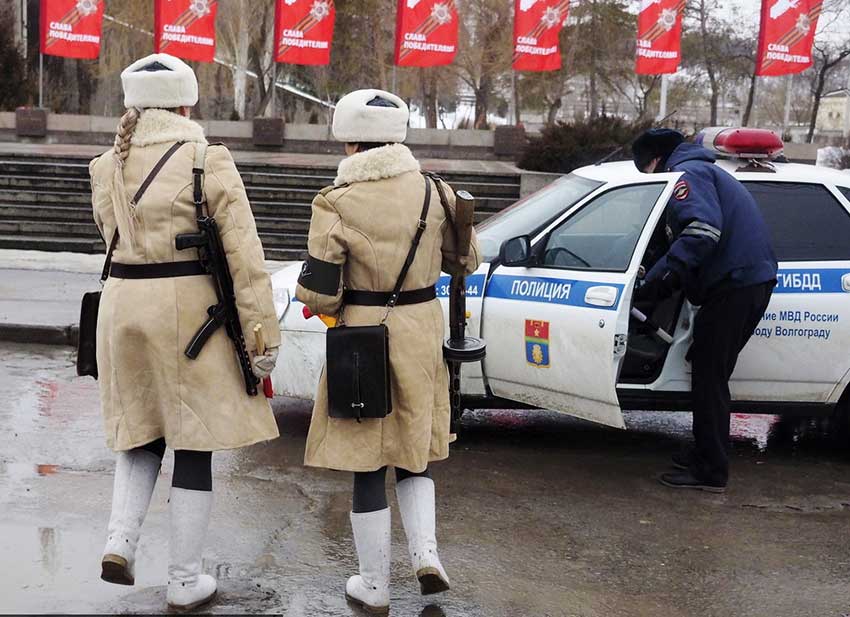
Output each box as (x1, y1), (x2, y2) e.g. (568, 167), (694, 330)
(166, 488), (217, 611)
(101, 449), (161, 585)
(396, 476), (450, 595)
(345, 508), (391, 614)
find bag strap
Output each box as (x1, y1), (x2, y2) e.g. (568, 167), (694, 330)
(385, 174), (432, 311)
(101, 141), (189, 283)
(192, 142), (208, 219)
(130, 141), (185, 207)
(100, 231), (119, 283)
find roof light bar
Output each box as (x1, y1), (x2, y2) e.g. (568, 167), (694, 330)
(696, 127), (784, 160)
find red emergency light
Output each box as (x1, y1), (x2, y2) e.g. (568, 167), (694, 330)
(696, 127), (784, 160)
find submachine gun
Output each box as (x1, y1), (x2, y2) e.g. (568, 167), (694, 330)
(439, 186), (486, 434)
(175, 160), (259, 396)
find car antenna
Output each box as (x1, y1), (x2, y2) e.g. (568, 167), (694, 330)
(593, 109), (679, 166)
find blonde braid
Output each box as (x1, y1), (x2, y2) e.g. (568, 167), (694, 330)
(110, 107), (142, 243)
(112, 107), (140, 168)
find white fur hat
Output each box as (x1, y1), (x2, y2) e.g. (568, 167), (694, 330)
(121, 53), (199, 110)
(332, 89), (409, 143)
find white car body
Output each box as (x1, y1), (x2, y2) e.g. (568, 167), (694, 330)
(270, 155), (850, 430)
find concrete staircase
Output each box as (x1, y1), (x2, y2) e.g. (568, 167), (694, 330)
(0, 152), (521, 261)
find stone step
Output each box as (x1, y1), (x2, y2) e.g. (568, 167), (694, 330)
(257, 231), (312, 249)
(0, 234), (104, 253)
(0, 154), (522, 186)
(0, 232), (304, 261)
(0, 175), (91, 191)
(0, 203), (95, 222)
(0, 219), (101, 238)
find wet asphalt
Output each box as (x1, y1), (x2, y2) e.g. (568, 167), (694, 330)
(1, 342), (850, 616)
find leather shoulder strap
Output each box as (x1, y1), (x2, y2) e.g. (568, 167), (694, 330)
(387, 175), (432, 309)
(319, 183), (349, 196)
(100, 231), (119, 283)
(193, 142), (208, 219)
(130, 141), (185, 207)
(423, 170), (455, 226)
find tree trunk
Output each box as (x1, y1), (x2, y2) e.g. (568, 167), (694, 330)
(546, 96), (562, 126)
(742, 72), (757, 127)
(474, 80), (489, 129)
(707, 69), (719, 125)
(808, 66), (828, 143)
(420, 69), (438, 129)
(698, 0), (719, 125)
(230, 2), (251, 120)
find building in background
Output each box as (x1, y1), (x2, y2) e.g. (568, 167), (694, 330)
(815, 89), (850, 141)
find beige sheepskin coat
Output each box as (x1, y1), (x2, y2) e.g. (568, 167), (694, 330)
(296, 143), (481, 473)
(89, 109), (280, 452)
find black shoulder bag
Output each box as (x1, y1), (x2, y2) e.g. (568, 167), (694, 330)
(76, 142), (185, 378)
(326, 175), (432, 420)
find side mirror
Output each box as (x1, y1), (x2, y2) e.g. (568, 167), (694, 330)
(499, 235), (534, 267)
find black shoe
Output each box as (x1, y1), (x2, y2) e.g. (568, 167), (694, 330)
(659, 470), (726, 493)
(671, 447), (695, 471)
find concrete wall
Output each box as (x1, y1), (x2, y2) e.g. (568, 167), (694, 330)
(0, 112), (498, 160)
(519, 171), (562, 198)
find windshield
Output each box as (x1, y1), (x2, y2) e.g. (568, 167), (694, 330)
(476, 174), (604, 261)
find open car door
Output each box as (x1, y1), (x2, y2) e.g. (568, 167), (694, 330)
(480, 181), (669, 428)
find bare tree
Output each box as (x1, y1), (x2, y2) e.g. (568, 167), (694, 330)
(454, 0), (512, 128)
(805, 0), (850, 142)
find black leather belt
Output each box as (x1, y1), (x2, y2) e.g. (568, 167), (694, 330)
(344, 286), (436, 306)
(110, 261), (206, 279)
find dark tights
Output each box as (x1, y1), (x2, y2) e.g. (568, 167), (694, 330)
(135, 437), (213, 492)
(352, 466), (431, 513)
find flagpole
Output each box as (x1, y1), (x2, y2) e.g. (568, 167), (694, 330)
(392, 65), (398, 93)
(271, 62), (277, 118)
(511, 70), (518, 126)
(39, 52), (44, 108)
(656, 73), (668, 122)
(782, 74), (793, 138)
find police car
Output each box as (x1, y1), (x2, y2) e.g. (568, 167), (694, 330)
(270, 128), (850, 430)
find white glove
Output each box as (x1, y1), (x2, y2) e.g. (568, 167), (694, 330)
(252, 347), (279, 379)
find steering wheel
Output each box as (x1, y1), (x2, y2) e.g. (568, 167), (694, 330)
(544, 246), (592, 268)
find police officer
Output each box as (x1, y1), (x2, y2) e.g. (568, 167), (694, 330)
(296, 90), (480, 614)
(90, 54), (280, 610)
(632, 129), (778, 492)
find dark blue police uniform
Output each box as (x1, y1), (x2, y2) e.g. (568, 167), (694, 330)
(639, 141), (778, 489)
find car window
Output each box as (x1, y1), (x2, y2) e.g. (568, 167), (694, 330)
(540, 183), (665, 271)
(839, 186), (850, 204)
(476, 174), (603, 261)
(743, 182), (850, 261)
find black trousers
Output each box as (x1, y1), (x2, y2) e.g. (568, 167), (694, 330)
(137, 438), (212, 492)
(690, 281), (775, 485)
(353, 466), (431, 513)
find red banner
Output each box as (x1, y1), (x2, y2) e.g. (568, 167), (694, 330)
(634, 0), (685, 75)
(756, 0), (822, 76)
(154, 0), (218, 63)
(512, 0), (569, 72)
(40, 0), (105, 59)
(274, 0), (336, 65)
(394, 0), (458, 67)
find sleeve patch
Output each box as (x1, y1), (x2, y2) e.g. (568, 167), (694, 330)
(673, 180), (690, 201)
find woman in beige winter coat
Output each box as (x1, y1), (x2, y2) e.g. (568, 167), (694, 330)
(296, 89), (481, 614)
(89, 54), (279, 611)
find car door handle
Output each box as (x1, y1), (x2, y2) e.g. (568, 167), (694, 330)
(585, 285), (619, 307)
(843, 273), (850, 293)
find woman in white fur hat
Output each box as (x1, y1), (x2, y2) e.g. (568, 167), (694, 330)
(89, 53), (280, 611)
(296, 89), (481, 613)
